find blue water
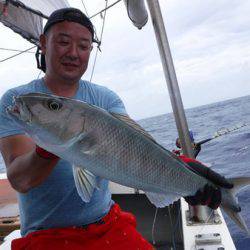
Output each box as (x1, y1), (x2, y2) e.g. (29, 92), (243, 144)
(138, 95), (250, 249)
(0, 95), (250, 248)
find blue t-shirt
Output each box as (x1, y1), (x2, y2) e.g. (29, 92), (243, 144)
(0, 78), (127, 236)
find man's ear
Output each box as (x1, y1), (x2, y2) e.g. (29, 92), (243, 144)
(39, 34), (47, 55)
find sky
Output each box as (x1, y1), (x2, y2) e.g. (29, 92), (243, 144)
(0, 0), (250, 119)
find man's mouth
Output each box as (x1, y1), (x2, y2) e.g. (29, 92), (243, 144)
(62, 62), (79, 67)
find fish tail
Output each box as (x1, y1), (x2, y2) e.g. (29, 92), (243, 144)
(221, 177), (250, 235)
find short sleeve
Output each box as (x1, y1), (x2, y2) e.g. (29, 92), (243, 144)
(106, 89), (127, 115)
(0, 90), (25, 138)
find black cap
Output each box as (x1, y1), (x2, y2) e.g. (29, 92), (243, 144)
(43, 7), (95, 41)
(37, 8), (97, 73)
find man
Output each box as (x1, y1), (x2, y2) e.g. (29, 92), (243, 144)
(0, 8), (232, 250)
(173, 130), (201, 158)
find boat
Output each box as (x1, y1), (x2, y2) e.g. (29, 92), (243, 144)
(0, 0), (239, 249)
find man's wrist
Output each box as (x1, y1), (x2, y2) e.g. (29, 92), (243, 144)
(35, 145), (59, 160)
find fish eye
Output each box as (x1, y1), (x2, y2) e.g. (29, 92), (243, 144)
(47, 99), (62, 111)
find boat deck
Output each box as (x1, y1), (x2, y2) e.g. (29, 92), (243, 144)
(0, 179), (236, 250)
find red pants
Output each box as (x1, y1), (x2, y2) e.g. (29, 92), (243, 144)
(12, 204), (154, 250)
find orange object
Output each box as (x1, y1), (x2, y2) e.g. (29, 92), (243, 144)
(0, 179), (17, 206)
(12, 203), (154, 250)
(0, 178), (20, 242)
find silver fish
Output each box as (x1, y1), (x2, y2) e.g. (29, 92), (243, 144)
(7, 92), (250, 234)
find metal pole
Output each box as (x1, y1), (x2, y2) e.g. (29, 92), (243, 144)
(146, 0), (194, 158)
(146, 0), (214, 224)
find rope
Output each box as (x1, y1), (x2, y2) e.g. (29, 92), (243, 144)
(90, 0), (122, 19)
(89, 0), (109, 82)
(0, 46), (36, 63)
(0, 0), (122, 63)
(80, 0), (90, 17)
(79, 0), (100, 45)
(0, 47), (35, 54)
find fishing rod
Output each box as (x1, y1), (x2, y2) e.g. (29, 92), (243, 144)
(196, 123), (248, 146)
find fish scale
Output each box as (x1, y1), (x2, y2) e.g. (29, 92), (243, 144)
(77, 107), (207, 195)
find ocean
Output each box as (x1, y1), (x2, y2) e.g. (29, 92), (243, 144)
(0, 95), (250, 249)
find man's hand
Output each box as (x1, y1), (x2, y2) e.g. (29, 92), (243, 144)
(180, 155), (233, 209)
(184, 184), (222, 209)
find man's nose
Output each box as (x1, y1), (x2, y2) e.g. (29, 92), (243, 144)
(67, 43), (78, 58)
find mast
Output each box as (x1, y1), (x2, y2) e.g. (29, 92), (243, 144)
(146, 0), (217, 227)
(146, 0), (194, 158)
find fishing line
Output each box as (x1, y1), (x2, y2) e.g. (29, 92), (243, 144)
(151, 207), (158, 246)
(189, 209), (215, 250)
(195, 209), (215, 236)
(89, 0), (109, 82)
(196, 123), (248, 146)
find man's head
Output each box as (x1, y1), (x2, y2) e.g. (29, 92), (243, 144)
(43, 8), (95, 40)
(175, 130), (195, 149)
(40, 8), (96, 83)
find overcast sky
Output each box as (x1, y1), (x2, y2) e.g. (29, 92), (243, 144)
(0, 0), (250, 119)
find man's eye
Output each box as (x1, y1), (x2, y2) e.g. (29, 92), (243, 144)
(79, 44), (91, 51)
(59, 41), (69, 46)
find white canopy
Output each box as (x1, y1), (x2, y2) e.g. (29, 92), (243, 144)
(0, 0), (70, 45)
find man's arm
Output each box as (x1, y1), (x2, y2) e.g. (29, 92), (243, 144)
(0, 135), (59, 193)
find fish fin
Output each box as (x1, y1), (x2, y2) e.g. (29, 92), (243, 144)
(110, 113), (156, 142)
(145, 192), (180, 208)
(221, 177), (250, 235)
(73, 166), (98, 202)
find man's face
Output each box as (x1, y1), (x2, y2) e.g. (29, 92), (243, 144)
(41, 21), (93, 83)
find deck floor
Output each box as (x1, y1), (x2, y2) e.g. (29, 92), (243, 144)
(112, 194), (184, 250)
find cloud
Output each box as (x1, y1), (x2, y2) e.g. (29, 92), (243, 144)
(0, 0), (250, 119)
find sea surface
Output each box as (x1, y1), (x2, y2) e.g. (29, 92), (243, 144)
(1, 95), (250, 249)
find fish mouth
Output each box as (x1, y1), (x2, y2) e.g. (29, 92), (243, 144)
(7, 96), (32, 123)
(9, 104), (20, 115)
